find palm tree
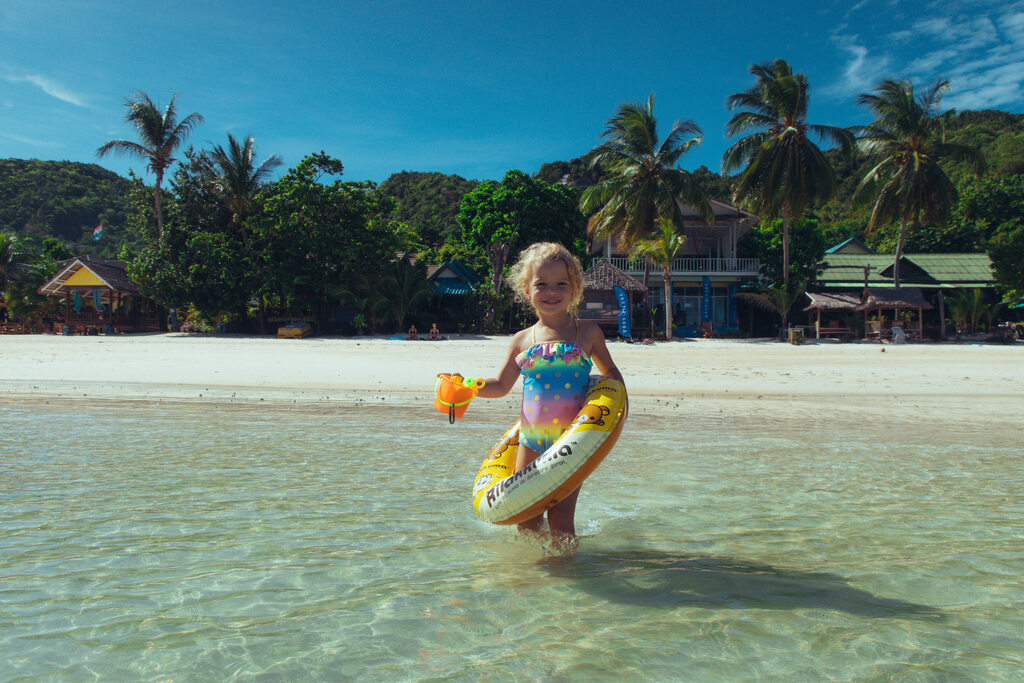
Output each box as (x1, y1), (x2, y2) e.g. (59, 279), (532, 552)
(723, 59), (852, 286)
(581, 94), (713, 254)
(380, 255), (435, 333)
(631, 217), (687, 340)
(209, 133), (282, 244)
(97, 91), (203, 241)
(737, 285), (805, 337)
(853, 79), (986, 287)
(1, 233), (30, 296)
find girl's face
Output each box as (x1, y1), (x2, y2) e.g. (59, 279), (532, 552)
(527, 259), (573, 318)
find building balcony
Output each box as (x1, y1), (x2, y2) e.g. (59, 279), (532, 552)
(593, 256), (760, 278)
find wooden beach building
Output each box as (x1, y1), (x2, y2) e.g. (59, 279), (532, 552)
(580, 259), (646, 333)
(803, 288), (933, 340)
(812, 242), (996, 339)
(38, 256), (160, 334)
(590, 198), (760, 337)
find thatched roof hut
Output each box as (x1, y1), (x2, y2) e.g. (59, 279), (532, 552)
(803, 292), (861, 312)
(37, 256), (159, 332)
(583, 259), (645, 292)
(39, 256), (141, 297)
(581, 260), (645, 333)
(856, 287), (933, 341)
(855, 287), (933, 310)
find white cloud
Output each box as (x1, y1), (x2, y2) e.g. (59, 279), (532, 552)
(999, 10), (1024, 43)
(0, 130), (59, 147)
(2, 72), (87, 107)
(827, 5), (1024, 111)
(907, 48), (959, 75)
(823, 34), (891, 98)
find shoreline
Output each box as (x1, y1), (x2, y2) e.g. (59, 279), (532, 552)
(2, 334), (1021, 421)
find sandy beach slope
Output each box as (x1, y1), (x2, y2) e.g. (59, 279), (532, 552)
(1, 334), (1020, 420)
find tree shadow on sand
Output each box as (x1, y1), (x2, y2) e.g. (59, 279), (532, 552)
(538, 549), (943, 620)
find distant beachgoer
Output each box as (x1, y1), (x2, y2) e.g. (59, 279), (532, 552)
(429, 323), (441, 340)
(407, 324), (418, 340)
(466, 242), (626, 545)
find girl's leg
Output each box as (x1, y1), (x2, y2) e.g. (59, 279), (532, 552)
(514, 443), (544, 533)
(546, 485), (580, 540)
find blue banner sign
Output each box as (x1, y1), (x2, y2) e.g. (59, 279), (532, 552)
(613, 285), (631, 339)
(701, 277), (712, 322)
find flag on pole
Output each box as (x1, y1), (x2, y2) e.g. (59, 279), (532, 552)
(93, 223), (103, 241)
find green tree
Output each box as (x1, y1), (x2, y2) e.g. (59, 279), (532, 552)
(379, 255), (435, 332)
(97, 91), (203, 241)
(987, 221), (1024, 299)
(852, 79), (985, 286)
(1, 233), (30, 295)
(456, 169), (585, 294)
(630, 217), (687, 340)
(256, 153), (410, 329)
(581, 95), (712, 254)
(737, 285), (805, 336)
(334, 271), (391, 334)
(723, 59), (853, 286)
(210, 134), (282, 244)
(737, 215), (827, 285)
(125, 148), (244, 322)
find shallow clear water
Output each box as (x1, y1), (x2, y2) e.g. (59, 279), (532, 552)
(2, 395), (1022, 681)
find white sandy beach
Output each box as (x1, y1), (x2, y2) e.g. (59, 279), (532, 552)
(1, 334), (1021, 423)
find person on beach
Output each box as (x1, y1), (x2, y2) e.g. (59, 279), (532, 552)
(473, 242), (625, 543)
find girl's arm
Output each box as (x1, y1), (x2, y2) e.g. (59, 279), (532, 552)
(582, 321), (624, 385)
(583, 322), (628, 419)
(476, 332), (525, 398)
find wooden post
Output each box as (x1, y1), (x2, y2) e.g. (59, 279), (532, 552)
(816, 309), (821, 339)
(938, 290), (946, 339)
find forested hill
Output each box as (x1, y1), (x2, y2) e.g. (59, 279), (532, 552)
(378, 171), (479, 247)
(3, 109), (1022, 254)
(0, 159), (130, 247)
(829, 109), (1024, 207)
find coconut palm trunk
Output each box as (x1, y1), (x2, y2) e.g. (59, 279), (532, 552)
(782, 200), (791, 286)
(893, 216), (908, 287)
(663, 268), (673, 340)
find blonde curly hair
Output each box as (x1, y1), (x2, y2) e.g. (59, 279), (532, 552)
(507, 242), (585, 316)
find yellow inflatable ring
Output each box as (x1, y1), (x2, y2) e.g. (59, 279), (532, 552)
(472, 376), (627, 525)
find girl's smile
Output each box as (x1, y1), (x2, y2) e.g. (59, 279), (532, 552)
(528, 260), (573, 317)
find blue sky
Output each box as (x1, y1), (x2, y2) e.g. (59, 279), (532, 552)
(2, 0), (1023, 185)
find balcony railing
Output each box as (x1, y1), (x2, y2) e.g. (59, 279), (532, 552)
(594, 256), (760, 276)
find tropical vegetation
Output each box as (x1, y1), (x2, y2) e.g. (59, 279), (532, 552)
(581, 94), (713, 255)
(723, 59), (853, 286)
(3, 68), (1021, 335)
(852, 79), (986, 287)
(630, 217), (688, 340)
(96, 91), (204, 242)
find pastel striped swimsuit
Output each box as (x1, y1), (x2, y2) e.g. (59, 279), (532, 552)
(515, 323), (593, 453)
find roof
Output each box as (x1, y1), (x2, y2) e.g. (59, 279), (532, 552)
(427, 259), (480, 295)
(856, 287), (934, 310)
(818, 253), (994, 288)
(803, 291), (861, 312)
(583, 259), (646, 292)
(433, 278), (475, 295)
(38, 256), (141, 297)
(825, 237), (874, 254)
(676, 197), (759, 223)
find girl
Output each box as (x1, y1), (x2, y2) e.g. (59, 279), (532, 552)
(475, 242), (625, 542)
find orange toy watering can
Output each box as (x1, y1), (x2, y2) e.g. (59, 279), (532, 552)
(435, 373), (485, 423)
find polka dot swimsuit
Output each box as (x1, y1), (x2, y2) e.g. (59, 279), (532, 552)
(515, 322), (593, 453)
